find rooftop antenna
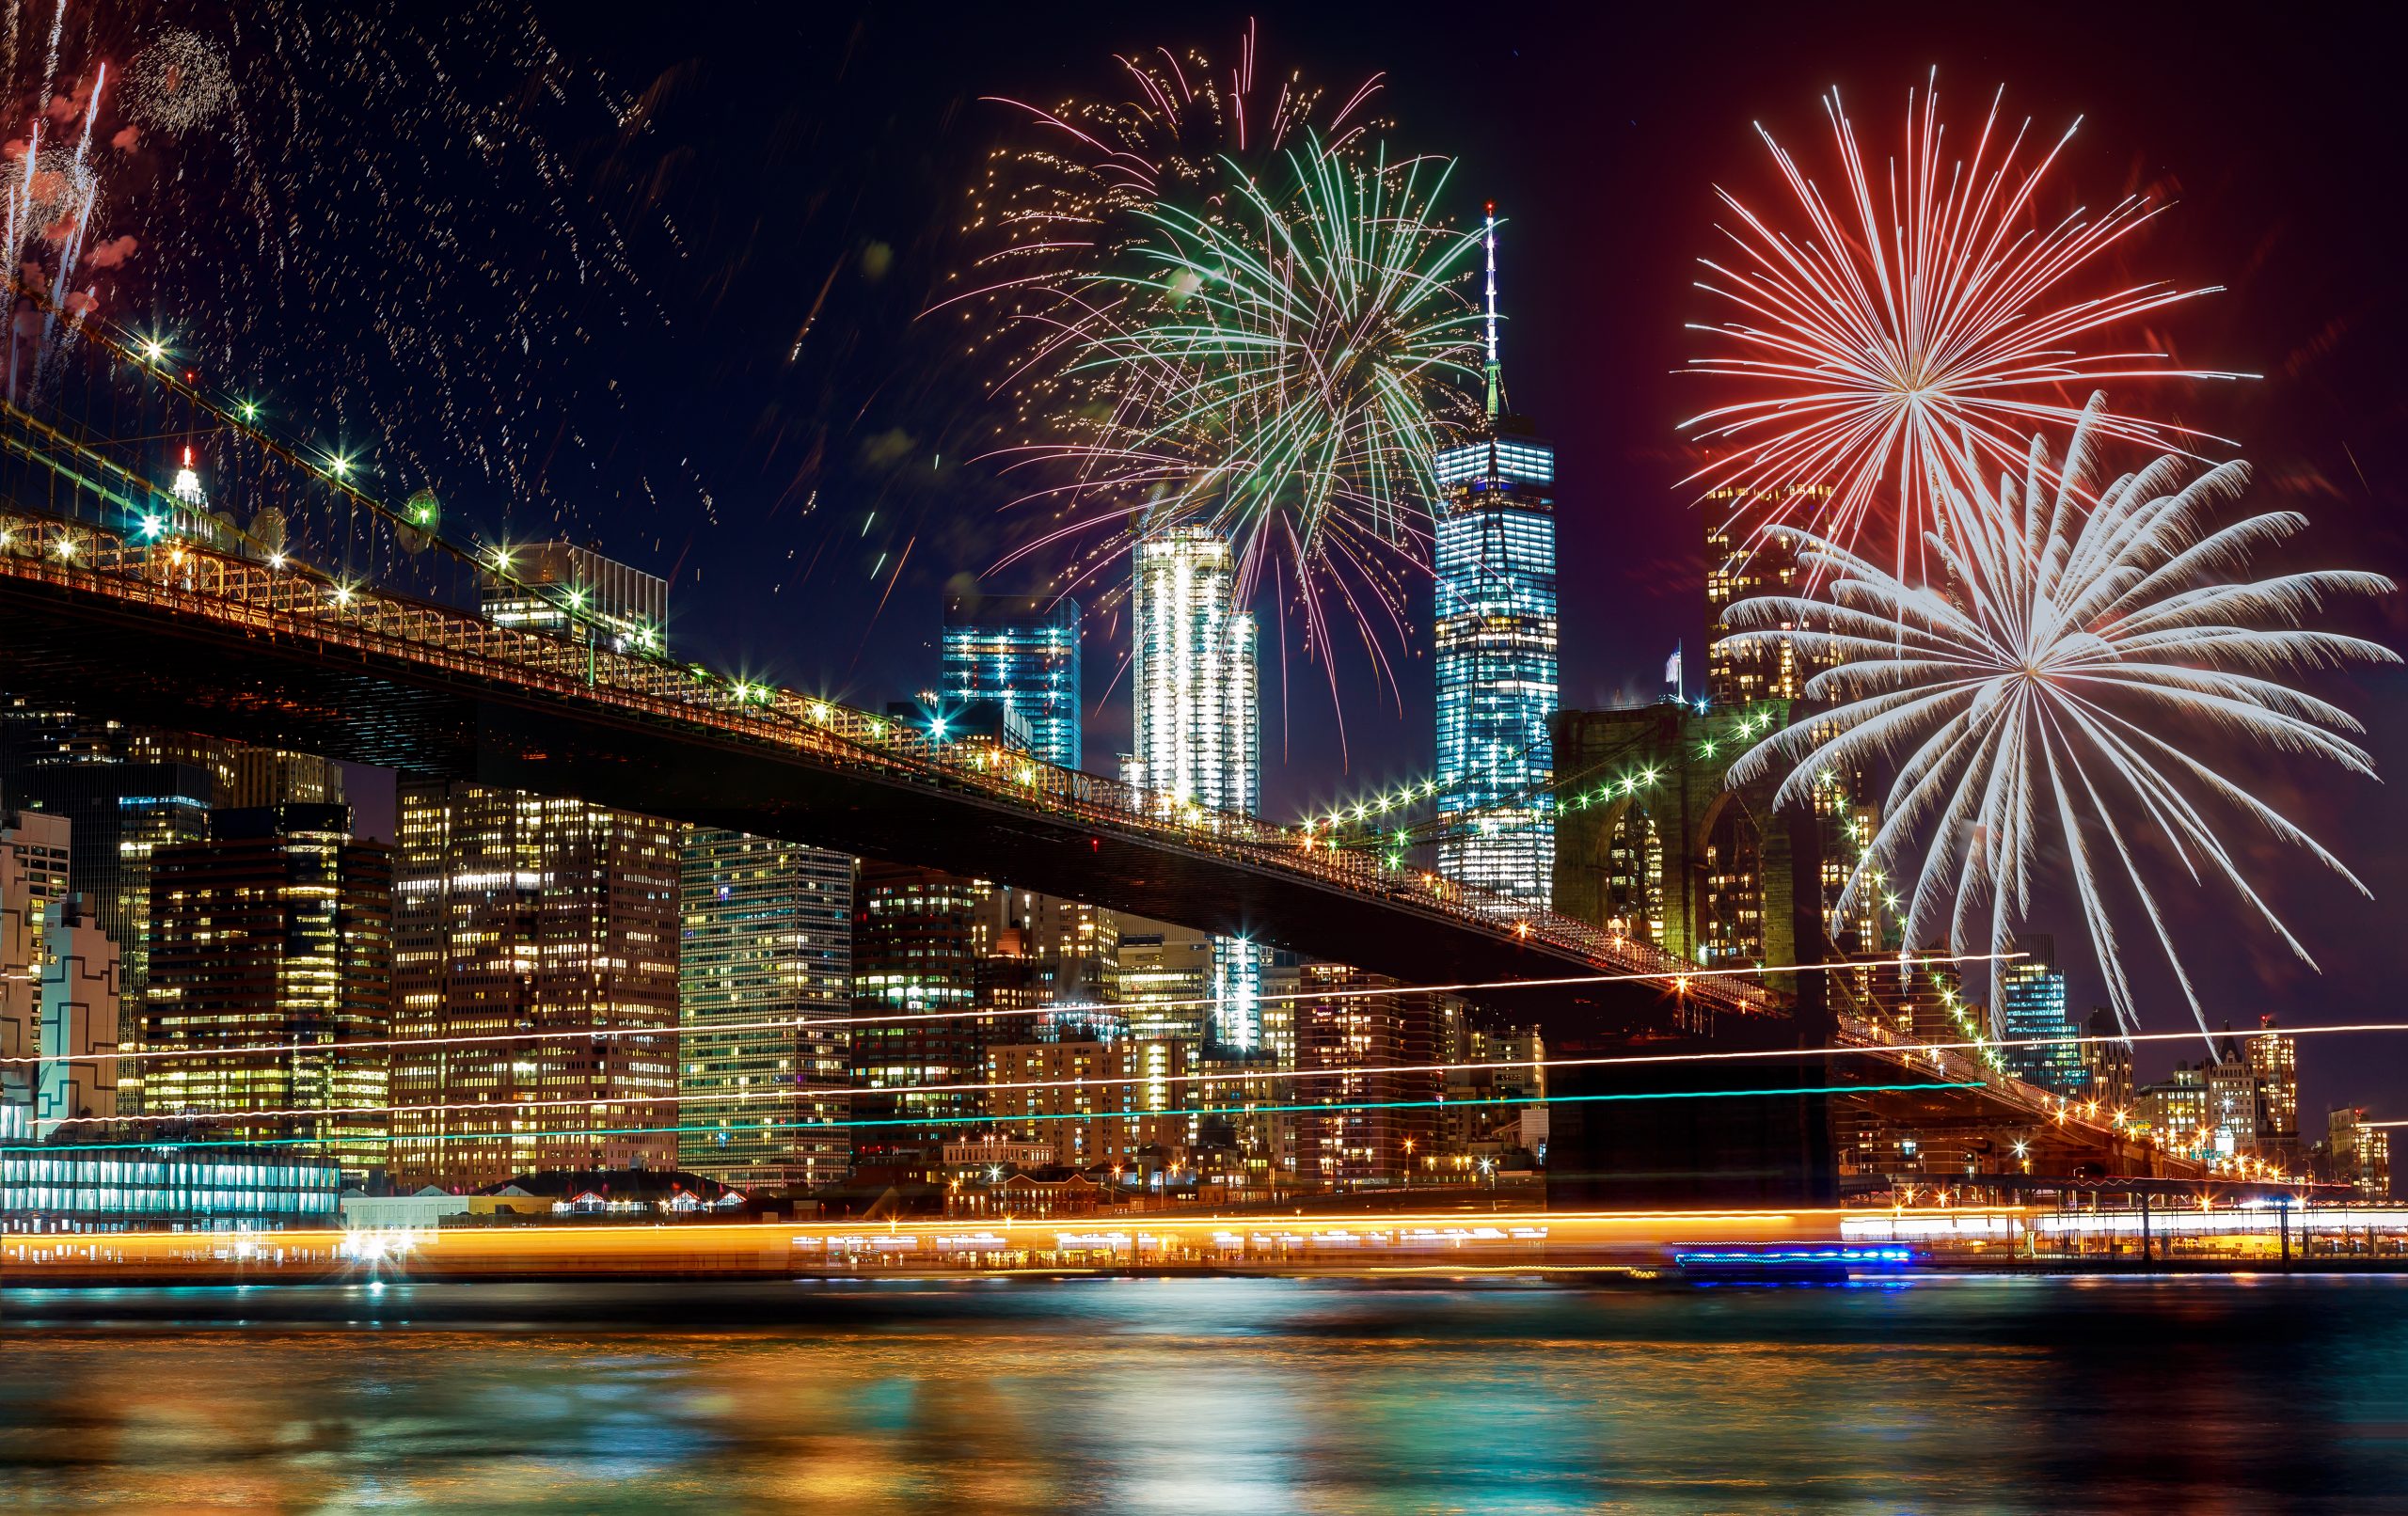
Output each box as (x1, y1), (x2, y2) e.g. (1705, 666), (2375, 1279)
(1482, 201), (1501, 421)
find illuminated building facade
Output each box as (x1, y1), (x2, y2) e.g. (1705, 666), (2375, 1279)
(225, 750), (344, 810)
(678, 830), (853, 1192)
(849, 863), (988, 1158)
(1998, 936), (2088, 1097)
(1295, 963), (1439, 1189)
(0, 1144), (340, 1234)
(14, 755), (216, 1113)
(942, 594), (1082, 769)
(146, 805), (393, 1184)
(2329, 1107), (2393, 1198)
(1127, 527), (1263, 1052)
(1702, 486), (1831, 704)
(481, 541), (668, 654)
(1117, 918), (1213, 1046)
(974, 886), (1122, 1041)
(2080, 1008), (2135, 1111)
(1435, 1010), (1546, 1160)
(2246, 1016), (2299, 1155)
(1127, 527), (1258, 818)
(2137, 1066), (2212, 1158)
(984, 1038), (1187, 1169)
(1434, 209), (1556, 908)
(390, 782), (680, 1189)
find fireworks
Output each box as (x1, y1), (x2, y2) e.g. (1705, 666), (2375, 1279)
(2, 4), (669, 535)
(1724, 399), (2395, 1034)
(1681, 76), (2249, 571)
(958, 20), (1384, 340)
(1004, 140), (1483, 692)
(124, 27), (232, 135)
(958, 26), (1478, 699)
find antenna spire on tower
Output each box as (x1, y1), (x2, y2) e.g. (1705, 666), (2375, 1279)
(1482, 201), (1501, 421)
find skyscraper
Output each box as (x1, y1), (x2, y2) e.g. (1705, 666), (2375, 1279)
(1127, 528), (1258, 818)
(848, 862), (988, 1161)
(1117, 918), (1214, 1046)
(678, 831), (854, 1192)
(2246, 1016), (2299, 1155)
(1295, 963), (1440, 1189)
(973, 886), (1122, 1041)
(942, 594), (1082, 769)
(225, 750), (345, 810)
(2328, 1107), (2393, 1198)
(18, 757), (217, 1115)
(2080, 1008), (2134, 1111)
(1434, 207), (1557, 908)
(390, 783), (680, 1189)
(1703, 491), (1829, 705)
(146, 804), (393, 1184)
(1128, 527), (1263, 1053)
(1998, 936), (2088, 1097)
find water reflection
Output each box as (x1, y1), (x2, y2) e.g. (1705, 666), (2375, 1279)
(2, 1276), (2403, 1511)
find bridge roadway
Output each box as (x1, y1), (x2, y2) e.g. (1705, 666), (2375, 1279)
(0, 508), (1774, 1029)
(0, 507), (2166, 1175)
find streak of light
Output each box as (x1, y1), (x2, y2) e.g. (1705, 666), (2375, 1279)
(0, 954), (2022, 1068)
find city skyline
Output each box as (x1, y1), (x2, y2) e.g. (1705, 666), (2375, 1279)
(0, 8), (2399, 1509)
(269, 6), (2404, 1126)
(0, 0), (2384, 1207)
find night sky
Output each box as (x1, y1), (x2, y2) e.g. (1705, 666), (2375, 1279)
(336, 1), (2406, 1121)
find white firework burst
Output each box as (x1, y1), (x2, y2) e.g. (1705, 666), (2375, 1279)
(1725, 396), (2396, 1035)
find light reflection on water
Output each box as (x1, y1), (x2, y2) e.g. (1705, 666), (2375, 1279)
(2, 1275), (2404, 1511)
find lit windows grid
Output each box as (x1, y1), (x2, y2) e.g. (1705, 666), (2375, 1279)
(1434, 462), (1558, 908)
(678, 829), (853, 1190)
(941, 598), (1082, 770)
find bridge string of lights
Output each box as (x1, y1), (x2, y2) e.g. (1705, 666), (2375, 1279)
(0, 954), (2022, 1070)
(22, 1081), (1985, 1158)
(1296, 700), (1795, 861)
(14, 296), (703, 669)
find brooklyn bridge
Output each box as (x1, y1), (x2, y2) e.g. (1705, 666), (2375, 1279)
(0, 341), (2194, 1206)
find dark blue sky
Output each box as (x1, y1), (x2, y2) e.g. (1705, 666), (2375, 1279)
(330, 1), (2405, 1121)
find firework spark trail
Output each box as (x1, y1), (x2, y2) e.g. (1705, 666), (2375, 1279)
(1725, 396), (2395, 1037)
(992, 139), (1481, 722)
(1, 5), (676, 549)
(1681, 73), (2253, 576)
(950, 25), (1466, 713)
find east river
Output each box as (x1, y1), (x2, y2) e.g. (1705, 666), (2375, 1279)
(3, 1275), (2403, 1510)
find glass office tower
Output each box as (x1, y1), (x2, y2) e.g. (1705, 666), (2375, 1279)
(679, 830), (854, 1191)
(1434, 208), (1557, 908)
(942, 594), (1082, 769)
(1999, 935), (2089, 1097)
(1127, 528), (1263, 1050)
